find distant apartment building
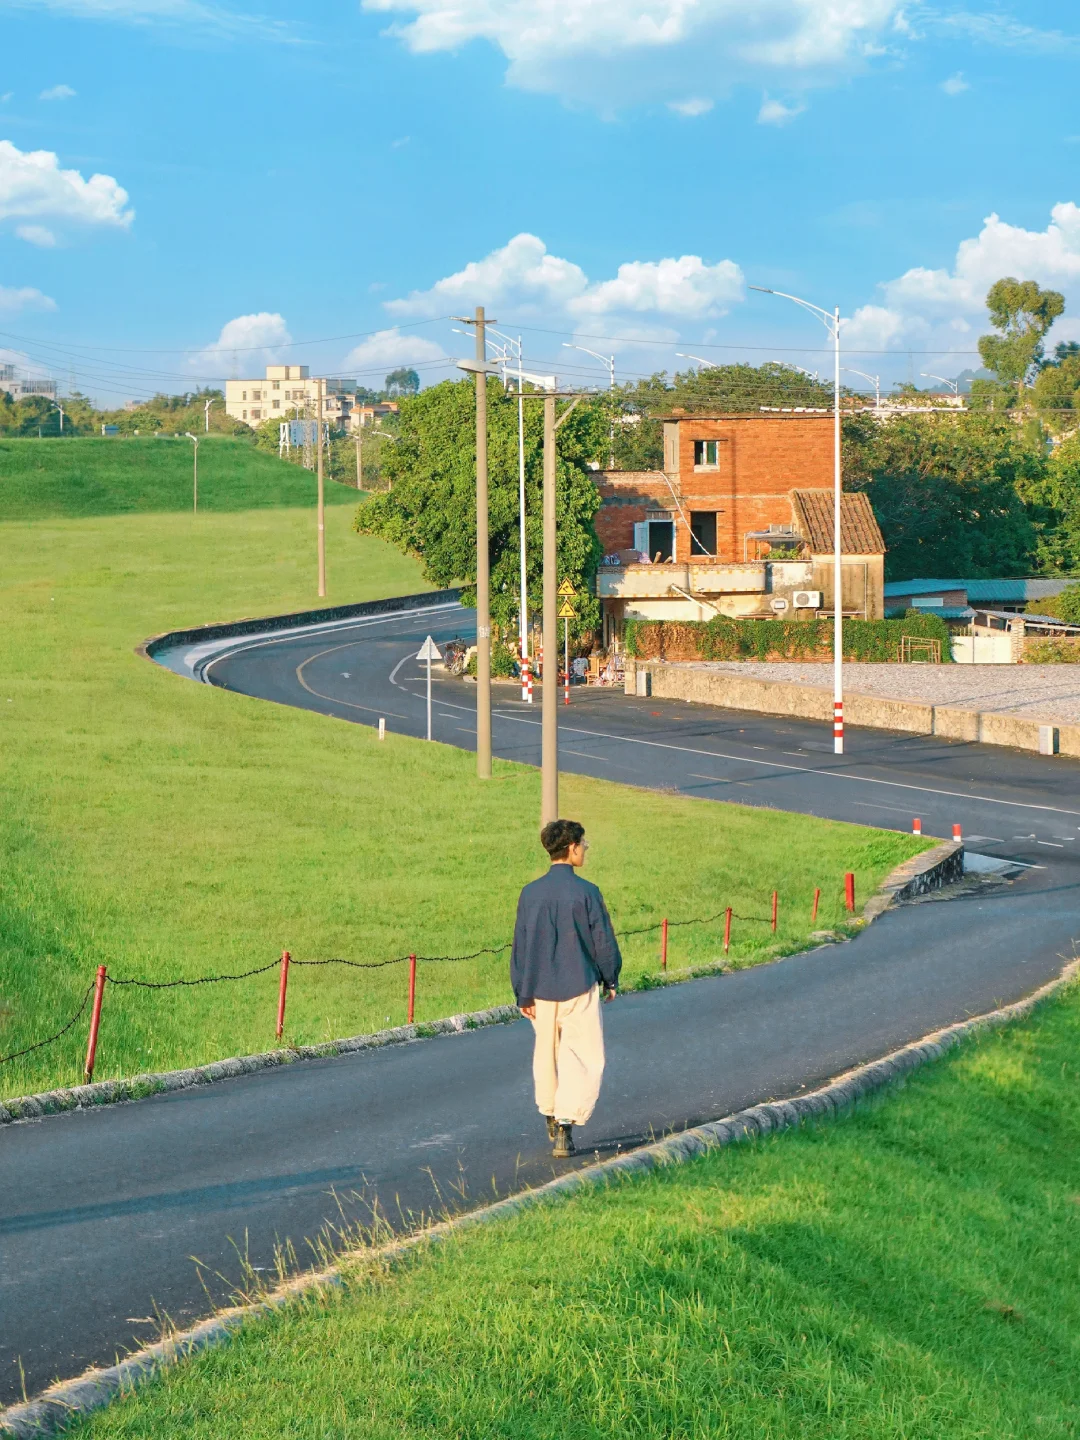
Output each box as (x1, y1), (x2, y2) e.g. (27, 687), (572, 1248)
(224, 366), (399, 430)
(0, 362), (58, 401)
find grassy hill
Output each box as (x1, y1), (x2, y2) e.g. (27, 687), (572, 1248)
(0, 436), (359, 519)
(0, 440), (921, 1099)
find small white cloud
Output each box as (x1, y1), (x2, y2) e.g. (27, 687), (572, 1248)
(0, 285), (57, 314)
(668, 97), (713, 117)
(0, 140), (133, 240)
(15, 223), (57, 246)
(39, 84), (76, 100)
(390, 136), (410, 148)
(192, 312), (292, 376)
(941, 71), (969, 95)
(341, 328), (447, 377)
(570, 254), (744, 319)
(387, 233), (588, 319)
(758, 96), (806, 125)
(1, 93), (13, 103)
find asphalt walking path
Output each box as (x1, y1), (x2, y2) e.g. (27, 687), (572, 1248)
(5, 603), (1080, 1407)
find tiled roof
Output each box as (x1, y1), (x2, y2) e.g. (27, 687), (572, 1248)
(791, 490), (885, 555)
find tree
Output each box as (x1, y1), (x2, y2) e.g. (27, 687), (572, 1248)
(384, 367), (420, 397)
(978, 278), (1065, 392)
(354, 378), (606, 636)
(843, 411), (1045, 579)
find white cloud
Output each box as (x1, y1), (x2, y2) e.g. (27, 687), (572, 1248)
(39, 83), (76, 100)
(844, 202), (1080, 355)
(668, 97), (713, 117)
(570, 254), (743, 318)
(940, 71), (968, 95)
(191, 312), (291, 375)
(363, 0), (908, 109)
(16, 223), (57, 246)
(0, 284), (56, 313)
(387, 233), (589, 319)
(0, 0), (300, 43)
(387, 233), (744, 330)
(341, 328), (447, 378)
(757, 95), (806, 124)
(0, 141), (133, 242)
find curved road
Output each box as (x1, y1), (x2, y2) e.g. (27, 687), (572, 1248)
(4, 601), (1080, 1409)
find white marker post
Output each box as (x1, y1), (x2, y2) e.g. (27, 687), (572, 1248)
(417, 635), (441, 742)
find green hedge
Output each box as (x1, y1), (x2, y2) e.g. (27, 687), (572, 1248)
(624, 612), (952, 663)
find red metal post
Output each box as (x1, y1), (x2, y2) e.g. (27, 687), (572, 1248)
(811, 887), (821, 923)
(276, 950), (290, 1041)
(723, 907), (732, 954)
(912, 817), (922, 836)
(844, 872), (855, 912)
(771, 890), (778, 932)
(407, 953), (417, 1025)
(84, 965), (107, 1085)
(660, 917), (668, 971)
(952, 823), (962, 842)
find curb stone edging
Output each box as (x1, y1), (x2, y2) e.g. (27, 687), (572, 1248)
(4, 953), (1077, 1439)
(0, 845), (956, 1127)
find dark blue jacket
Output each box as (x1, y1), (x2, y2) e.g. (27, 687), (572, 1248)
(510, 865), (622, 1006)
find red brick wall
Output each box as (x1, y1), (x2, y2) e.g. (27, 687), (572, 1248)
(594, 473), (671, 554)
(673, 416), (833, 563)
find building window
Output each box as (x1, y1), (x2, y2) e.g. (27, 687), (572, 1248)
(252, 389), (262, 401)
(272, 399), (280, 409)
(690, 512), (718, 557)
(693, 439), (721, 469)
(272, 380), (280, 390)
(242, 410), (248, 419)
(251, 409), (262, 420)
(241, 391), (247, 401)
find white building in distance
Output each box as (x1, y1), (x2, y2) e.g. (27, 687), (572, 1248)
(224, 365), (399, 430)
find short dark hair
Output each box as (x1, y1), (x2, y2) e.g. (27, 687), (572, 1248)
(541, 818), (585, 860)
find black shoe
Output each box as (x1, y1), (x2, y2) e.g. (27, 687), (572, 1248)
(545, 1115), (557, 1142)
(552, 1122), (575, 1159)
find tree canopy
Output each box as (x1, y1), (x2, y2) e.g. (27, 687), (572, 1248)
(384, 367), (420, 397)
(353, 378), (606, 636)
(977, 277), (1065, 390)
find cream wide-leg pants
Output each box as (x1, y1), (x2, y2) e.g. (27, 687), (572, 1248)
(529, 985), (605, 1127)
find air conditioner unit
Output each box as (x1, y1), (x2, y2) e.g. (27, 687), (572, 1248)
(793, 590), (822, 609)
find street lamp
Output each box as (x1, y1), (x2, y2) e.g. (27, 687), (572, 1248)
(184, 432), (200, 513)
(844, 368), (881, 408)
(563, 343), (615, 467)
(675, 352), (718, 369)
(751, 286), (845, 755)
(920, 372), (959, 395)
(204, 396), (214, 433)
(50, 401), (65, 433)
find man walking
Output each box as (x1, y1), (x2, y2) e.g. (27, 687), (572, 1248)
(511, 819), (622, 1158)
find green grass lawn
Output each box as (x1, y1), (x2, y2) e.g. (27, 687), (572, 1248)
(69, 985), (1080, 1439)
(0, 438), (922, 1101)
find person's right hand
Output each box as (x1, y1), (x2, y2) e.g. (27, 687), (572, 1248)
(520, 1002), (536, 1019)
(604, 986), (617, 1002)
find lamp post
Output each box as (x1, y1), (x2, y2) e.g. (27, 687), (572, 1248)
(50, 401), (65, 433)
(751, 286), (845, 754)
(184, 431), (199, 513)
(316, 377), (326, 597)
(563, 343), (615, 467)
(204, 397), (214, 433)
(675, 352), (717, 368)
(844, 368), (881, 409)
(454, 309), (501, 781)
(920, 372), (959, 396)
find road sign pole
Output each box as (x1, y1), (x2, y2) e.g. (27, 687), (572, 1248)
(564, 616), (569, 706)
(417, 635), (441, 744)
(426, 652), (432, 741)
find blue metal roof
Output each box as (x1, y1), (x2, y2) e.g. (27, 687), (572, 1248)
(884, 577), (1073, 602)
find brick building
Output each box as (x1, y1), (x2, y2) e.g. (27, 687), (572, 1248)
(594, 411), (885, 645)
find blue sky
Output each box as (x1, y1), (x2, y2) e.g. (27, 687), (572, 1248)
(1, 0), (1079, 403)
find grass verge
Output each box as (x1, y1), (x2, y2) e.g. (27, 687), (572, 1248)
(66, 984), (1080, 1439)
(0, 439), (923, 1100)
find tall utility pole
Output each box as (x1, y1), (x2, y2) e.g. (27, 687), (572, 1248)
(542, 393), (558, 823)
(204, 397), (213, 433)
(355, 429), (363, 489)
(316, 378), (326, 598)
(751, 286), (845, 754)
(563, 343), (615, 467)
(474, 307), (492, 779)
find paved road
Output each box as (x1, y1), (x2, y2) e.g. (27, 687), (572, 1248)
(5, 602), (1080, 1407)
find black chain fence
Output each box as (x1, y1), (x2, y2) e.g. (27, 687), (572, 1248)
(0, 898), (819, 1073)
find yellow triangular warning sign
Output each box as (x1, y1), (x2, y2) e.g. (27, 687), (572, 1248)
(558, 600), (577, 619)
(557, 579), (576, 597)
